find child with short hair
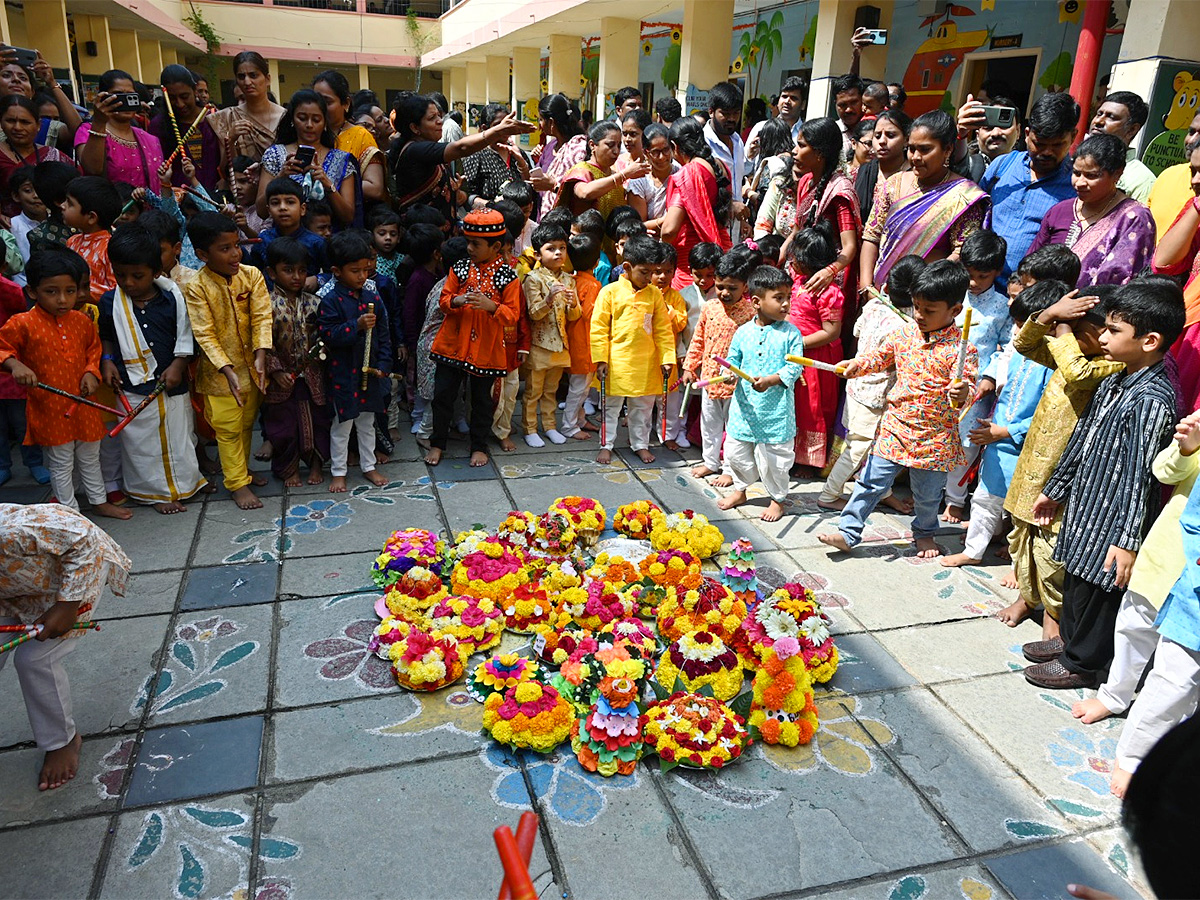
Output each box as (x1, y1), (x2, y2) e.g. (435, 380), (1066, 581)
(609, 214), (648, 283)
(819, 255), (925, 511)
(571, 208), (610, 282)
(370, 207), (404, 283)
(305, 199), (334, 241)
(819, 260), (976, 558)
(1008, 245), (1082, 299)
(63, 176), (121, 301)
(715, 265), (805, 521)
(10, 167), (46, 280)
(138, 208), (197, 286)
(414, 236), (469, 444)
(650, 242), (691, 449)
(502, 180), (538, 256)
(561, 232), (602, 441)
(27, 160), (78, 254)
(230, 155), (268, 245)
(522, 223), (578, 447)
(1025, 277), (1184, 690)
(591, 235), (677, 465)
(943, 228), (1011, 521)
(98, 224), (207, 513)
(0, 262), (48, 486)
(262, 236), (332, 487)
(317, 231), (391, 491)
(184, 211), (273, 510)
(426, 208), (521, 468)
(940, 280), (1062, 567)
(679, 242), (721, 310)
(250, 177), (327, 287)
(682, 244), (761, 483)
(0, 250), (131, 519)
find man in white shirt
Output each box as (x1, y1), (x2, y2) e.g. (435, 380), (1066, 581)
(831, 74), (865, 161)
(744, 76), (805, 174)
(703, 81), (751, 235)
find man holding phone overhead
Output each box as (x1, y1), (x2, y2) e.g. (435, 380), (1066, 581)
(953, 93), (1023, 183)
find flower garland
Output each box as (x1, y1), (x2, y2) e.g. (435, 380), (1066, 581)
(468, 652), (542, 702)
(571, 674), (643, 776)
(639, 549), (702, 589)
(531, 623), (594, 667)
(483, 681), (574, 753)
(657, 576), (747, 644)
(502, 583), (562, 634)
(567, 579), (635, 631)
(748, 636), (818, 747)
(599, 617), (658, 660)
(383, 566), (449, 620)
(497, 510), (539, 550)
(739, 582), (838, 682)
(372, 528), (444, 588)
(656, 630), (744, 700)
(451, 538), (527, 603)
(387, 626), (465, 691)
(649, 510), (724, 559)
(533, 511), (579, 554)
(427, 594), (504, 654)
(548, 496), (606, 544)
(642, 692), (749, 769)
(612, 500), (661, 539)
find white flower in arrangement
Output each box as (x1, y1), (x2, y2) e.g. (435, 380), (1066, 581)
(759, 607), (800, 641)
(799, 615), (830, 646)
(678, 631), (726, 662)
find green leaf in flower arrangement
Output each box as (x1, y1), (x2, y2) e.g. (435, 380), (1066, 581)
(672, 674), (685, 695)
(658, 756), (680, 774)
(650, 679), (670, 702)
(728, 690), (753, 720)
(696, 683), (716, 699)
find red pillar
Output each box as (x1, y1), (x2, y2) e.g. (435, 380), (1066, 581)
(1069, 0), (1112, 150)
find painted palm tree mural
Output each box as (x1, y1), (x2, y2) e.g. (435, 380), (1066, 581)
(901, 3), (993, 116)
(732, 10), (785, 99)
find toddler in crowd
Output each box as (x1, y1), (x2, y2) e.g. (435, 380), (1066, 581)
(522, 223), (578, 447)
(650, 243), (691, 449)
(560, 232), (602, 441)
(63, 176), (121, 301)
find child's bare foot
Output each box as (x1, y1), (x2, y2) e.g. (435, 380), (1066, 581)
(817, 497), (847, 511)
(915, 536), (941, 558)
(995, 545), (1012, 561)
(1110, 765), (1133, 799)
(154, 500), (187, 514)
(708, 473), (733, 487)
(940, 552), (981, 568)
(941, 504), (965, 524)
(570, 431), (591, 441)
(39, 732), (81, 791)
(635, 449), (655, 463)
(424, 447), (443, 465)
(995, 598), (1033, 627)
(254, 440), (273, 461)
(329, 476), (348, 493)
(1000, 568), (1018, 589)
(596, 449), (613, 465)
(691, 464), (718, 478)
(374, 450), (390, 465)
(364, 469), (388, 486)
(231, 486), (262, 509)
(818, 532), (852, 552)
(716, 490), (746, 511)
(664, 439), (680, 450)
(251, 472), (269, 486)
(284, 472), (303, 487)
(93, 501), (133, 520)
(201, 482), (218, 493)
(882, 494), (915, 514)
(307, 465), (324, 485)
(582, 421), (599, 432)
(469, 451), (489, 467)
(1072, 698), (1113, 724)
(499, 437), (516, 452)
(197, 452), (220, 475)
(761, 499), (785, 522)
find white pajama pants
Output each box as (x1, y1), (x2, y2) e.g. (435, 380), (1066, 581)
(725, 438), (792, 502)
(330, 412), (378, 477)
(945, 444), (981, 508)
(700, 393), (732, 473)
(961, 485), (1006, 559)
(100, 434), (123, 494)
(1115, 634), (1200, 773)
(654, 389), (685, 443)
(44, 441), (105, 509)
(1096, 590), (1160, 715)
(602, 395), (655, 451)
(561, 373), (591, 438)
(820, 395), (887, 503)
(0, 616), (78, 751)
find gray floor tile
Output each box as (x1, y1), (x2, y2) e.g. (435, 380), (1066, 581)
(0, 817), (108, 898)
(125, 716), (263, 807)
(985, 837), (1137, 900)
(180, 561), (277, 611)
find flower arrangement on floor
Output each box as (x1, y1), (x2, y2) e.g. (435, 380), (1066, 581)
(468, 652), (542, 702)
(599, 617), (658, 660)
(585, 552), (641, 589)
(451, 537), (527, 603)
(548, 496), (606, 546)
(649, 510), (724, 559)
(740, 582), (838, 682)
(445, 527), (492, 567)
(497, 510), (540, 551)
(655, 630), (744, 700)
(368, 615), (413, 659)
(572, 672), (643, 776)
(383, 566), (449, 620)
(427, 594), (504, 654)
(657, 576), (747, 644)
(567, 578), (636, 631)
(483, 681), (574, 753)
(387, 626), (466, 691)
(639, 549), (702, 589)
(501, 583), (562, 634)
(748, 636), (818, 746)
(621, 580), (667, 619)
(551, 642), (647, 712)
(372, 528), (445, 589)
(720, 539), (757, 603)
(534, 512), (579, 555)
(531, 623), (595, 667)
(642, 692), (749, 769)
(534, 558), (583, 593)
(612, 500), (661, 539)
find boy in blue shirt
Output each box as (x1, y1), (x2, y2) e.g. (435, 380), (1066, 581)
(251, 178), (327, 290)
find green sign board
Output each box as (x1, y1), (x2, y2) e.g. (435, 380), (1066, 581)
(1140, 58), (1200, 176)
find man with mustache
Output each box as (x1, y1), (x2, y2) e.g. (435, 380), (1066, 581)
(953, 93), (1023, 182)
(1090, 90), (1156, 202)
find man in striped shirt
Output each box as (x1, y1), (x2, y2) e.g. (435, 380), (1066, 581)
(1025, 278), (1185, 690)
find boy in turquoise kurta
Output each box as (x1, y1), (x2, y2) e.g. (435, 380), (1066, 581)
(716, 266), (804, 522)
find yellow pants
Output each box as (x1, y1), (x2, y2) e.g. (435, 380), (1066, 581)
(1009, 516), (1064, 621)
(523, 366), (565, 436)
(204, 389), (262, 492)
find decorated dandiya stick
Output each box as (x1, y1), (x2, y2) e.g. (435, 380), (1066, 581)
(0, 621), (102, 634)
(34, 383), (123, 417)
(661, 370), (669, 442)
(161, 107), (208, 169)
(949, 307), (973, 409)
(366, 367), (403, 381)
(694, 373), (735, 390)
(0, 625), (42, 654)
(107, 380), (168, 437)
(163, 92), (187, 160)
(866, 286), (911, 320)
(713, 355), (753, 382)
(599, 374), (607, 447)
(786, 354), (847, 376)
(677, 381), (692, 422)
(115, 387), (134, 415)
(361, 302), (375, 391)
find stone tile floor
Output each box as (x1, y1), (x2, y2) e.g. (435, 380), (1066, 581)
(0, 424), (1151, 899)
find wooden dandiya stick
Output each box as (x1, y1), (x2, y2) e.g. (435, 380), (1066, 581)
(34, 383), (123, 417)
(365, 367), (402, 381)
(0, 622), (101, 633)
(161, 107), (208, 169)
(677, 381), (692, 422)
(950, 307), (973, 409)
(114, 387), (134, 415)
(713, 355), (753, 382)
(694, 373), (734, 390)
(361, 302), (375, 391)
(0, 625), (42, 654)
(164, 92), (187, 161)
(599, 373), (607, 447)
(176, 183), (214, 206)
(107, 380), (168, 437)
(786, 354), (848, 376)
(661, 370), (670, 442)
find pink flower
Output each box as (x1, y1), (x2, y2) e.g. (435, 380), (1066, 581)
(773, 636), (801, 660)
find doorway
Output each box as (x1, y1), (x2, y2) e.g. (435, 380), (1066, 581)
(960, 49), (1042, 117)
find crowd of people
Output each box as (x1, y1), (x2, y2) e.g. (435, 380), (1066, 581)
(2, 37), (1200, 829)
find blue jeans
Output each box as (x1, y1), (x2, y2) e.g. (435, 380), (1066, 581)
(838, 454), (947, 548)
(0, 398), (43, 473)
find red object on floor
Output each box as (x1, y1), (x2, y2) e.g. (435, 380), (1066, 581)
(496, 811), (539, 900)
(107, 490), (127, 505)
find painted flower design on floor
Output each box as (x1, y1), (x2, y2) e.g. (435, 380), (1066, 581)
(885, 874), (997, 900)
(1046, 723), (1121, 800)
(788, 571), (851, 610)
(283, 499), (354, 535)
(131, 616), (258, 717)
(371, 689), (482, 739)
(96, 736), (136, 800)
(499, 456), (615, 479)
(760, 696), (894, 776)
(123, 803), (299, 900)
(302, 618), (395, 691)
(639, 469), (721, 500)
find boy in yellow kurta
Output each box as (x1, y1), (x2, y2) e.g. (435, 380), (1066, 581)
(522, 223), (579, 447)
(183, 212), (273, 510)
(590, 236), (676, 465)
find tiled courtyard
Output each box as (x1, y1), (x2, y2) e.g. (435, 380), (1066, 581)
(0, 425), (1151, 900)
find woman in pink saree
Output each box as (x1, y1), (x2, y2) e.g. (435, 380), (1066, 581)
(661, 117), (732, 290)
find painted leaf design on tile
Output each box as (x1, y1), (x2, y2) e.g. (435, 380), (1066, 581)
(212, 641), (257, 672)
(157, 680), (224, 712)
(959, 877), (993, 899)
(224, 546), (259, 564)
(1039, 692), (1074, 712)
(183, 807), (245, 828)
(172, 641), (196, 671)
(1047, 797), (1104, 818)
(178, 845), (204, 898)
(889, 875), (928, 900)
(1107, 842), (1129, 875)
(128, 813), (163, 868)
(134, 671), (173, 712)
(1004, 819), (1063, 839)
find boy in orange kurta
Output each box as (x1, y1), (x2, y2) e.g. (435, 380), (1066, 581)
(0, 250), (131, 519)
(426, 208), (521, 468)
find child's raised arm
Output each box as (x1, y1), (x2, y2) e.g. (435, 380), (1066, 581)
(841, 328), (901, 378)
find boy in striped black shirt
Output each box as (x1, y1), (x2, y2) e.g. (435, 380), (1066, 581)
(1025, 277), (1184, 690)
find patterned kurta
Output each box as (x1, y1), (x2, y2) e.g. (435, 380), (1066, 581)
(0, 503), (130, 627)
(589, 276), (677, 398)
(523, 266), (578, 369)
(0, 306), (104, 445)
(682, 297), (756, 400)
(725, 319), (805, 444)
(431, 256), (521, 378)
(183, 264), (274, 397)
(853, 322), (978, 471)
(317, 280), (392, 421)
(67, 230), (115, 301)
(265, 288), (326, 406)
(847, 297), (907, 411)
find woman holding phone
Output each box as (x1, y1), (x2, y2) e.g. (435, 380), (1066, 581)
(0, 45), (81, 139)
(74, 69), (164, 190)
(0, 95), (75, 217)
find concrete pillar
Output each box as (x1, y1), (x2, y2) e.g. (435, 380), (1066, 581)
(268, 58), (282, 101)
(597, 17), (639, 117)
(23, 0), (73, 92)
(547, 34), (580, 99)
(138, 37), (163, 84)
(1111, 0), (1199, 103)
(0, 2), (9, 45)
(512, 47), (540, 116)
(485, 54), (510, 107)
(76, 15), (114, 75)
(448, 67), (467, 110)
(676, 0), (734, 105)
(466, 59), (487, 122)
(358, 63), (370, 92)
(110, 29), (142, 82)
(808, 0), (864, 120)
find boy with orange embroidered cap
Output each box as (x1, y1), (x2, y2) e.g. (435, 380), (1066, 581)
(426, 207), (521, 468)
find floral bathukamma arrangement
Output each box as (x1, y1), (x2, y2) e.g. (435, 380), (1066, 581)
(383, 566), (449, 620)
(621, 580), (667, 619)
(642, 691), (750, 769)
(427, 595), (504, 654)
(740, 582), (838, 682)
(534, 512), (579, 555)
(497, 510), (539, 551)
(388, 627), (466, 691)
(612, 500), (661, 539)
(567, 579), (636, 631)
(572, 671), (644, 776)
(548, 496), (606, 547)
(372, 529), (445, 589)
(451, 537), (527, 604)
(502, 583), (563, 634)
(657, 576), (747, 644)
(585, 552), (641, 589)
(639, 549), (702, 589)
(655, 631), (744, 701)
(599, 617), (658, 660)
(552, 643), (648, 712)
(721, 539), (757, 604)
(649, 511), (724, 559)
(468, 652), (542, 702)
(483, 681), (574, 753)
(532, 623), (594, 667)
(748, 636), (818, 746)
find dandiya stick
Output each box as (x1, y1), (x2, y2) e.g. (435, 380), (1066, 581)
(694, 373), (734, 390)
(164, 92), (187, 161)
(107, 381), (168, 437)
(599, 373), (607, 448)
(0, 625), (42, 654)
(786, 354), (847, 376)
(161, 107), (208, 169)
(713, 354), (753, 382)
(114, 387), (134, 415)
(33, 383), (123, 417)
(661, 370), (669, 442)
(950, 307), (973, 409)
(866, 285), (911, 320)
(361, 302), (375, 391)
(677, 381), (692, 423)
(0, 622), (102, 633)
(365, 368), (403, 381)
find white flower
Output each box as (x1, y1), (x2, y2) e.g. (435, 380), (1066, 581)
(759, 607), (799, 641)
(799, 615), (830, 646)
